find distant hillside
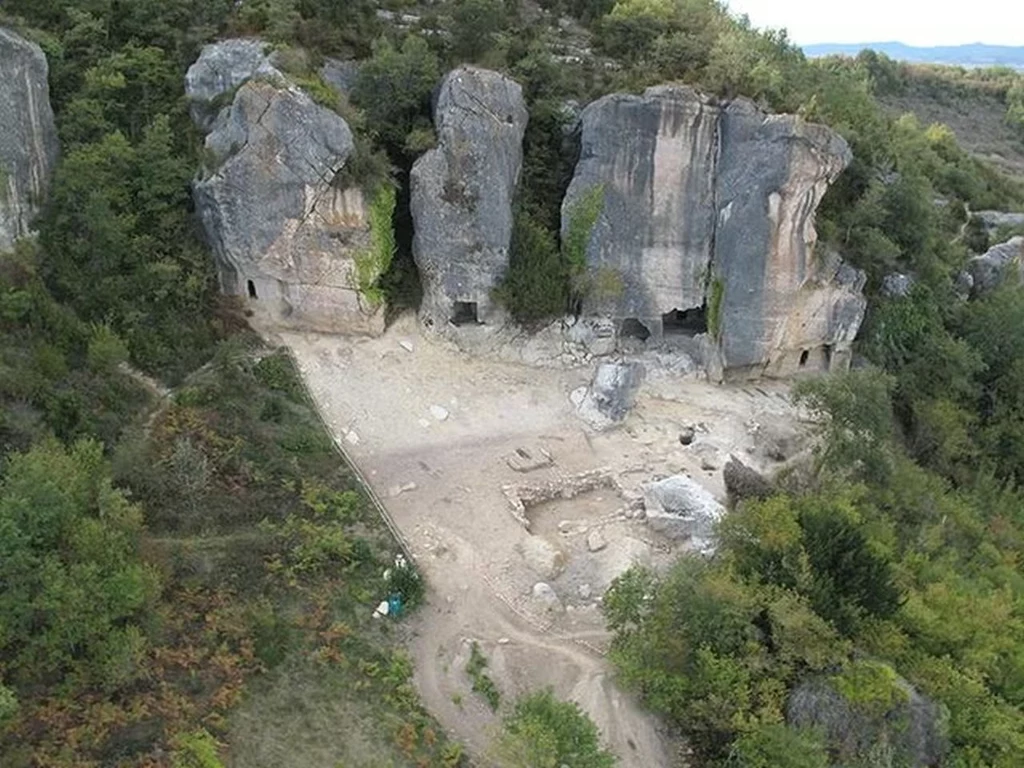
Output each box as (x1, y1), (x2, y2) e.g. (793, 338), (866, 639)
(804, 42), (1024, 69)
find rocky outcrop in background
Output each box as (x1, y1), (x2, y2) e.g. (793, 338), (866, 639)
(966, 235), (1024, 295)
(411, 66), (528, 333)
(187, 40), (386, 335)
(562, 86), (862, 378)
(0, 28), (59, 253)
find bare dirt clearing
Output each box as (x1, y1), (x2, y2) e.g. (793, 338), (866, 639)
(280, 314), (804, 767)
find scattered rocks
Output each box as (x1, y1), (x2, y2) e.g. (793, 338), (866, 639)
(344, 430), (360, 445)
(642, 475), (725, 553)
(578, 583), (593, 600)
(430, 404), (450, 421)
(399, 339), (415, 353)
(586, 529), (608, 552)
(678, 426), (696, 445)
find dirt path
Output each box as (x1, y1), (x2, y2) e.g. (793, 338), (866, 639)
(279, 313), (801, 767)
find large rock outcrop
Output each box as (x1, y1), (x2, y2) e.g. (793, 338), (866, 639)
(411, 66), (528, 333)
(0, 28), (59, 252)
(788, 671), (948, 767)
(562, 86), (862, 378)
(187, 40), (385, 335)
(966, 235), (1024, 295)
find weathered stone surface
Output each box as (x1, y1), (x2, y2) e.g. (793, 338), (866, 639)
(714, 101), (855, 375)
(563, 86), (719, 325)
(966, 236), (1024, 295)
(411, 66), (528, 333)
(882, 272), (915, 298)
(0, 28), (59, 252)
(184, 39), (277, 131)
(320, 58), (360, 99)
(642, 474), (725, 553)
(575, 361), (645, 429)
(973, 210), (1024, 233)
(191, 61), (385, 335)
(788, 675), (948, 768)
(561, 87), (860, 378)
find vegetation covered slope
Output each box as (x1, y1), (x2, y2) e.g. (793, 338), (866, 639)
(3, 0), (1024, 767)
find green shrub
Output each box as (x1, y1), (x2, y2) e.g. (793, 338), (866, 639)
(170, 729), (224, 768)
(495, 688), (616, 768)
(352, 185), (397, 308)
(466, 641), (501, 711)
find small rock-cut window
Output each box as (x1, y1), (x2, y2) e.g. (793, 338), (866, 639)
(451, 301), (479, 326)
(662, 306), (707, 336)
(620, 318), (651, 342)
(799, 349), (810, 367)
(247, 279), (258, 299)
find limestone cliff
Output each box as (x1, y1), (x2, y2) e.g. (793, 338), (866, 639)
(713, 99), (856, 375)
(187, 40), (385, 335)
(562, 86), (861, 377)
(0, 28), (59, 253)
(410, 66), (528, 332)
(564, 87), (719, 322)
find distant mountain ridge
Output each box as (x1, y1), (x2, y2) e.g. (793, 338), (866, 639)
(803, 42), (1024, 69)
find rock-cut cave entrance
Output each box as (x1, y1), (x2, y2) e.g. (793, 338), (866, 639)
(247, 279), (257, 299)
(619, 318), (651, 342)
(450, 301), (479, 326)
(662, 306), (707, 336)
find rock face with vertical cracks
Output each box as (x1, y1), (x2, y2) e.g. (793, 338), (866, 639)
(562, 87), (863, 378)
(411, 66), (528, 334)
(0, 28), (59, 253)
(187, 40), (384, 335)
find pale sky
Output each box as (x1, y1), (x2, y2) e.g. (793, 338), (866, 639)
(724, 0), (1024, 47)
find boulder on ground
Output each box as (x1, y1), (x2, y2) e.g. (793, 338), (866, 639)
(575, 361), (645, 430)
(517, 537), (567, 580)
(641, 475), (724, 553)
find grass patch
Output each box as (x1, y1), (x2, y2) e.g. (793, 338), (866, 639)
(707, 276), (725, 339)
(352, 185), (397, 308)
(466, 642), (501, 712)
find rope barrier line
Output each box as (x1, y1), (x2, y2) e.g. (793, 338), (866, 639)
(284, 348), (415, 563)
